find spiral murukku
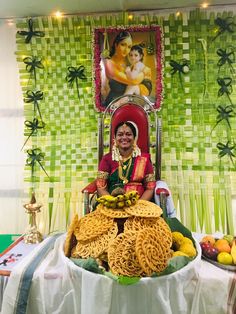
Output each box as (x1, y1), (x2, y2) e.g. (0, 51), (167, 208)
(125, 200), (163, 217)
(75, 210), (114, 242)
(98, 203), (131, 218)
(108, 230), (143, 277)
(72, 222), (118, 258)
(124, 216), (159, 232)
(136, 227), (172, 275)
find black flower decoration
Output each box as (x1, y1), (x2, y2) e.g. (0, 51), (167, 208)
(23, 56), (44, 84)
(212, 17), (236, 42)
(211, 105), (235, 132)
(217, 48), (235, 74)
(21, 118), (46, 150)
(26, 148), (49, 178)
(24, 90), (44, 120)
(66, 66), (87, 98)
(217, 77), (234, 106)
(217, 141), (236, 165)
(17, 18), (45, 44)
(169, 59), (190, 90)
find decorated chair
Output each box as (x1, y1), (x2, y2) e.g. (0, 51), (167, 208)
(82, 94), (170, 215)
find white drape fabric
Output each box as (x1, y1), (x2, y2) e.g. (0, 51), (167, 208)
(0, 21), (27, 234)
(0, 234), (206, 314)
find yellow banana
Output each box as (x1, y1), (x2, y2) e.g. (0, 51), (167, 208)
(231, 239), (236, 265)
(125, 199), (132, 207)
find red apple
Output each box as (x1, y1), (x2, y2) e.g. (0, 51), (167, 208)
(203, 246), (219, 261)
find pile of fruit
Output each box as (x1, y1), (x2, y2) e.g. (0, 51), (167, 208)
(172, 231), (197, 258)
(200, 235), (236, 266)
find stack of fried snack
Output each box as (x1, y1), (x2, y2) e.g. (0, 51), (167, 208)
(64, 192), (174, 277)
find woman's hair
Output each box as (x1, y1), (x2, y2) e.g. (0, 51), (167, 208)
(130, 44), (144, 61)
(114, 121), (137, 138)
(110, 31), (132, 57)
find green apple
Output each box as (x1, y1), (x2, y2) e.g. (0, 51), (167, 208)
(223, 234), (234, 245)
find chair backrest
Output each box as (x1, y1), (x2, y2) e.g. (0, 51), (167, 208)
(98, 95), (161, 180)
(110, 103), (149, 153)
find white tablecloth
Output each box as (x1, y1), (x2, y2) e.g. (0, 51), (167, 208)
(0, 234), (235, 314)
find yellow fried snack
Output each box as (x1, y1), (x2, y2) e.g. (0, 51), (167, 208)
(108, 230), (143, 277)
(124, 216), (172, 248)
(125, 200), (163, 217)
(72, 222), (118, 259)
(64, 213), (79, 257)
(98, 203), (131, 218)
(75, 210), (114, 242)
(135, 227), (172, 276)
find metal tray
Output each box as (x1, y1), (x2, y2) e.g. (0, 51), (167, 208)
(202, 254), (236, 272)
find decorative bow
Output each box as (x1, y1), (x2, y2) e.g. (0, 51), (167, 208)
(26, 148), (49, 178)
(24, 90), (44, 120)
(211, 105), (235, 132)
(17, 18), (45, 44)
(217, 77), (234, 105)
(217, 48), (235, 74)
(216, 141), (236, 165)
(66, 66), (87, 98)
(169, 59), (190, 90)
(21, 118), (45, 150)
(212, 17), (236, 42)
(23, 56), (44, 84)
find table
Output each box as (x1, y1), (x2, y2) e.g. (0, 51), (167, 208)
(0, 234), (235, 314)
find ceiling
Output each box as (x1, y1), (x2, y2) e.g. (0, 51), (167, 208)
(0, 0), (235, 19)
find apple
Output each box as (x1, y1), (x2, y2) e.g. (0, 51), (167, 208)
(200, 241), (212, 251)
(203, 246), (219, 260)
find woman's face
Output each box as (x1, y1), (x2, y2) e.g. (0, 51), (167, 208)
(115, 37), (132, 58)
(115, 124), (135, 151)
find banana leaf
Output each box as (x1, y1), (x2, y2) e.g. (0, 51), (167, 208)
(164, 217), (195, 243)
(70, 257), (103, 274)
(153, 256), (192, 277)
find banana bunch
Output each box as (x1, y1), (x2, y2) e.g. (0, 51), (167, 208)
(97, 191), (139, 209)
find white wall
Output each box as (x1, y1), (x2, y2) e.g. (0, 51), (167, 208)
(0, 20), (28, 234)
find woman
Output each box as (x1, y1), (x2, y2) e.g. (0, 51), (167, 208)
(103, 31), (150, 106)
(96, 121), (155, 201)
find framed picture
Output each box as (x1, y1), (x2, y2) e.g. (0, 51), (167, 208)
(93, 26), (163, 112)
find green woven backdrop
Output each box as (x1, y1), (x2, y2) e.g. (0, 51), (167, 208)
(15, 9), (236, 235)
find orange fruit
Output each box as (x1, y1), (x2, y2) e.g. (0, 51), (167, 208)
(214, 239), (231, 253)
(200, 235), (216, 246)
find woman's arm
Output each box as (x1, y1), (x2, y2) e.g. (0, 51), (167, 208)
(140, 188), (154, 201)
(105, 59), (144, 85)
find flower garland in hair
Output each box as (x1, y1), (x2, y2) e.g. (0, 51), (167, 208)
(17, 18), (45, 44)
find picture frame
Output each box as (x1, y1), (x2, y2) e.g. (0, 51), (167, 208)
(93, 25), (163, 112)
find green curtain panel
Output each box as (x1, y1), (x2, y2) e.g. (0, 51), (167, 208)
(15, 9), (236, 235)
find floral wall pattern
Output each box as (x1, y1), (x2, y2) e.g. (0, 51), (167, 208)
(15, 9), (236, 235)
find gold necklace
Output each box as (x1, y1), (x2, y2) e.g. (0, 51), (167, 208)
(118, 156), (132, 184)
